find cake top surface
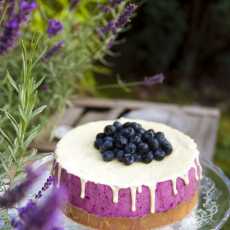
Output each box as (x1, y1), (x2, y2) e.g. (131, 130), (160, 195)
(55, 118), (199, 187)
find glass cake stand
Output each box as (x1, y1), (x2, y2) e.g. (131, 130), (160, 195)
(10, 156), (230, 230)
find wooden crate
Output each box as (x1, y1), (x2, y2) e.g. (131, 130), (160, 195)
(32, 97), (220, 160)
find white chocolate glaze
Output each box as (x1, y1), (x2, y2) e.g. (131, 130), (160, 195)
(172, 178), (178, 195)
(130, 187), (137, 211)
(55, 118), (201, 213)
(150, 185), (156, 213)
(137, 185), (142, 193)
(111, 186), (119, 203)
(80, 179), (86, 199)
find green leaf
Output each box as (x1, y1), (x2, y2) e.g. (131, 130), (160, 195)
(24, 125), (41, 148)
(0, 128), (12, 146)
(6, 70), (18, 92)
(32, 105), (47, 118)
(34, 76), (45, 89)
(2, 110), (19, 134)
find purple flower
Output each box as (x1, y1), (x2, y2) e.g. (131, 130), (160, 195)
(115, 3), (137, 28)
(98, 4), (111, 13)
(47, 19), (63, 37)
(12, 187), (67, 230)
(100, 21), (116, 34)
(43, 40), (65, 60)
(20, 1), (37, 13)
(143, 73), (165, 86)
(34, 175), (54, 199)
(0, 0), (36, 55)
(0, 168), (39, 208)
(99, 3), (137, 36)
(109, 0), (123, 7)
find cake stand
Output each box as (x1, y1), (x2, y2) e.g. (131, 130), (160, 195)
(7, 156), (230, 230)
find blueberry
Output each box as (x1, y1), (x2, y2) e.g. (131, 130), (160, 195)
(100, 140), (113, 151)
(96, 133), (106, 139)
(155, 132), (166, 142)
(104, 136), (114, 142)
(133, 154), (142, 162)
(116, 149), (125, 161)
(104, 125), (116, 135)
(142, 130), (155, 142)
(102, 151), (115, 161)
(123, 122), (132, 128)
(137, 142), (149, 154)
(123, 154), (135, 165)
(153, 149), (166, 161)
(161, 142), (173, 155)
(143, 151), (154, 163)
(129, 135), (142, 144)
(148, 138), (160, 150)
(94, 138), (104, 149)
(115, 135), (128, 148)
(137, 128), (145, 135)
(125, 143), (136, 154)
(121, 127), (135, 138)
(113, 121), (122, 130)
(131, 122), (142, 130)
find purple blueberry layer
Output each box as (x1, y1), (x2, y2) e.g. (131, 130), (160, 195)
(57, 165), (199, 218)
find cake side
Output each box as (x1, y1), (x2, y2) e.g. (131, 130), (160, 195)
(54, 118), (201, 218)
(55, 164), (199, 217)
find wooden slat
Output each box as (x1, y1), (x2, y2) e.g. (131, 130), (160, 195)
(73, 97), (220, 117)
(58, 107), (83, 126)
(78, 111), (110, 125)
(107, 107), (125, 119)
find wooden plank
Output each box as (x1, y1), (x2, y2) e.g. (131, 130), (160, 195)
(182, 106), (220, 118)
(78, 111), (110, 125)
(72, 97), (220, 117)
(58, 107), (83, 126)
(125, 108), (172, 124)
(107, 107), (126, 119)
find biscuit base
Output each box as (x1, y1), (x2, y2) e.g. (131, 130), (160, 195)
(64, 192), (198, 230)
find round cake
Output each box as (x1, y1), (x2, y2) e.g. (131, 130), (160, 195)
(54, 118), (202, 230)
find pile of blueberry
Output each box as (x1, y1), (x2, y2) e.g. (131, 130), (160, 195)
(94, 121), (173, 165)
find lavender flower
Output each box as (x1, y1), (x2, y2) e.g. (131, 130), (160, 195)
(19, 0), (37, 22)
(47, 19), (63, 37)
(98, 4), (111, 13)
(100, 21), (116, 34)
(12, 187), (66, 230)
(34, 176), (54, 199)
(69, 0), (80, 10)
(43, 40), (65, 60)
(99, 3), (137, 37)
(109, 0), (123, 7)
(115, 3), (137, 28)
(0, 0), (36, 55)
(0, 168), (39, 208)
(143, 73), (165, 86)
